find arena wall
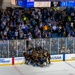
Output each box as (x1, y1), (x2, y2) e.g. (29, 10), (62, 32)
(0, 54), (75, 66)
(1, 0), (19, 9)
(2, 0), (11, 9)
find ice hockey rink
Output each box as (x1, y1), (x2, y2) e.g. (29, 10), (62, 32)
(0, 61), (75, 75)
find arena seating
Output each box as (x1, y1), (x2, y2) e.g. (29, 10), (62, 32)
(0, 7), (75, 40)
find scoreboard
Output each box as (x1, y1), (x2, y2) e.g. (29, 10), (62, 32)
(14, 0), (75, 8)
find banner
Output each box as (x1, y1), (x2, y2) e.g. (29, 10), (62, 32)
(34, 1), (51, 7)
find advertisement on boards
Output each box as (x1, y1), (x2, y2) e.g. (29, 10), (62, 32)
(65, 54), (75, 61)
(14, 57), (25, 64)
(51, 54), (63, 62)
(0, 58), (12, 64)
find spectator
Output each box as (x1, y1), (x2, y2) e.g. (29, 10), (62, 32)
(0, 7), (75, 40)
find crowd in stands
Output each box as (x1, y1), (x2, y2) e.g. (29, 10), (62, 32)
(0, 7), (75, 40)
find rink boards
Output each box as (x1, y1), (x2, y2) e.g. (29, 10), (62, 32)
(0, 54), (75, 66)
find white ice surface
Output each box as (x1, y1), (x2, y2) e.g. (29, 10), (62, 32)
(0, 61), (75, 75)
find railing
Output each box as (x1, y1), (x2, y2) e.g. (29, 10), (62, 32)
(0, 37), (75, 58)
